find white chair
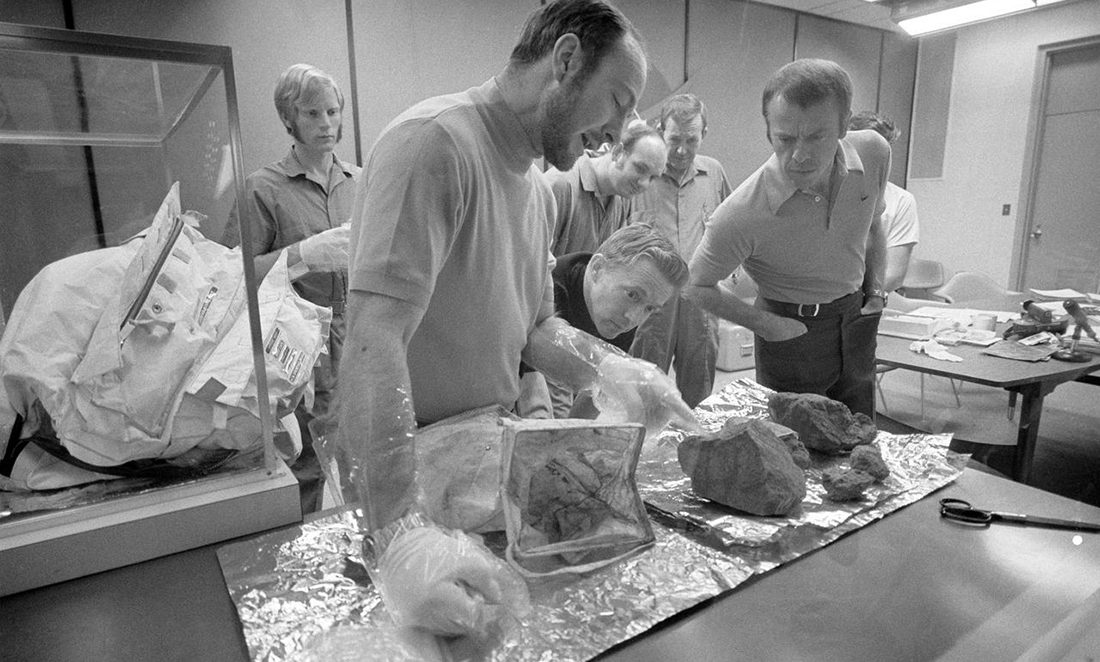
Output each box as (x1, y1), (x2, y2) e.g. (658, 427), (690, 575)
(898, 258), (946, 300)
(932, 271), (1019, 305)
(883, 291), (947, 314)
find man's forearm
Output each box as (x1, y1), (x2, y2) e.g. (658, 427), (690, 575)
(686, 283), (766, 331)
(337, 292), (422, 531)
(863, 215), (887, 295)
(522, 316), (613, 393)
(883, 243), (914, 293)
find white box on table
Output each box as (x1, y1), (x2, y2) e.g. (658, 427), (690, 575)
(718, 320), (755, 372)
(879, 314), (939, 339)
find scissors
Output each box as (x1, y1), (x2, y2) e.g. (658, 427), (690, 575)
(939, 498), (1100, 532)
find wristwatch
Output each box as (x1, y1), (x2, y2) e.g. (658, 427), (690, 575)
(866, 288), (889, 305)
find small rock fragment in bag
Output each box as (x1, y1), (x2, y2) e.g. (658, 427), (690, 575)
(767, 392), (877, 455)
(677, 418), (806, 517)
(850, 444), (890, 481)
(821, 467), (876, 501)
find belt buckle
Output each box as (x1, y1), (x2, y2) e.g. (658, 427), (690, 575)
(797, 303), (820, 318)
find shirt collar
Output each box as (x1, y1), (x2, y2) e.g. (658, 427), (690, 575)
(276, 146), (357, 181)
(480, 77), (541, 168)
(761, 136), (863, 214)
(577, 153), (600, 194)
(663, 158), (708, 187)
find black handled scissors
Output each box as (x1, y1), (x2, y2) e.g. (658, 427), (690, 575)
(939, 498), (1100, 532)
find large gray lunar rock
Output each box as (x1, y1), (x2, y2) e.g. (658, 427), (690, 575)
(767, 392), (877, 455)
(677, 418), (806, 517)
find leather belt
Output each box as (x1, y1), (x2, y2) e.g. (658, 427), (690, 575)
(763, 291), (860, 318)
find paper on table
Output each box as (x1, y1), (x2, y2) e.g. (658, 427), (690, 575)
(1030, 300), (1066, 313)
(1030, 288), (1087, 300)
(934, 329), (1001, 347)
(981, 340), (1059, 362)
(908, 307), (1016, 324)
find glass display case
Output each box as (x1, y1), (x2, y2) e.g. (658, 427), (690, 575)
(0, 22), (300, 596)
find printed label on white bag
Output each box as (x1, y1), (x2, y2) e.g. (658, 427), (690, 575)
(196, 285), (219, 325)
(264, 325), (308, 383)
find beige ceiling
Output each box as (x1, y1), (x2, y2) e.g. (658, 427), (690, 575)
(752, 0), (904, 33)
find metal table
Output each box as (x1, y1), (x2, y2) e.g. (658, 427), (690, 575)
(876, 323), (1099, 482)
(3, 470), (1099, 661)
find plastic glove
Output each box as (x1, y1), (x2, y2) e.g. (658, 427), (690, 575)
(298, 225), (350, 272)
(375, 525), (528, 642)
(592, 353), (703, 437)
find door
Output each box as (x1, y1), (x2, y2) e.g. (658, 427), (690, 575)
(1020, 41), (1100, 294)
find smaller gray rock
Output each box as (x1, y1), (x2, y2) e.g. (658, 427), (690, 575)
(821, 467), (876, 501)
(850, 444), (890, 481)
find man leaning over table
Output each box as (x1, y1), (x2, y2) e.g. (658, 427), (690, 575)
(687, 58), (889, 418)
(515, 118), (667, 417)
(337, 0), (696, 644)
(540, 223), (689, 419)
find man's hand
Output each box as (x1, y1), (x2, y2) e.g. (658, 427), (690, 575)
(593, 354), (702, 436)
(298, 225), (350, 272)
(757, 314), (808, 342)
(376, 526), (528, 642)
(861, 294), (886, 316)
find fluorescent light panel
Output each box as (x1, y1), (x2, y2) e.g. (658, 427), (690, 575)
(898, 0), (1068, 36)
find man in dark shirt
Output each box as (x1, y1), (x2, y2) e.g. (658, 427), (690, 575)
(543, 224), (689, 417)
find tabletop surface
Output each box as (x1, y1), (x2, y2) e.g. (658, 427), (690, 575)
(876, 319), (1100, 389)
(3, 470), (1099, 662)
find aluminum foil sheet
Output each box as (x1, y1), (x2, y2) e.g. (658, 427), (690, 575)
(218, 378), (967, 662)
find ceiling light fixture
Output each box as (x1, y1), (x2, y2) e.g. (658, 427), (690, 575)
(892, 0), (1072, 36)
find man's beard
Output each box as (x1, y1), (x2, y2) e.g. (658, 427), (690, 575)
(540, 80), (586, 171)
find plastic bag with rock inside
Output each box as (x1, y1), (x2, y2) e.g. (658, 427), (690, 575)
(500, 418), (654, 578)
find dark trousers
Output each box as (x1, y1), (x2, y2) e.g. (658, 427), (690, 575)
(754, 292), (880, 418)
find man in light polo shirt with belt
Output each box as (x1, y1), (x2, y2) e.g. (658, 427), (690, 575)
(687, 59), (888, 417)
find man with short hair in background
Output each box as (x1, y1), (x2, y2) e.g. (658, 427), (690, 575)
(547, 120), (666, 256)
(223, 63), (360, 514)
(849, 110), (919, 293)
(630, 93), (731, 408)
